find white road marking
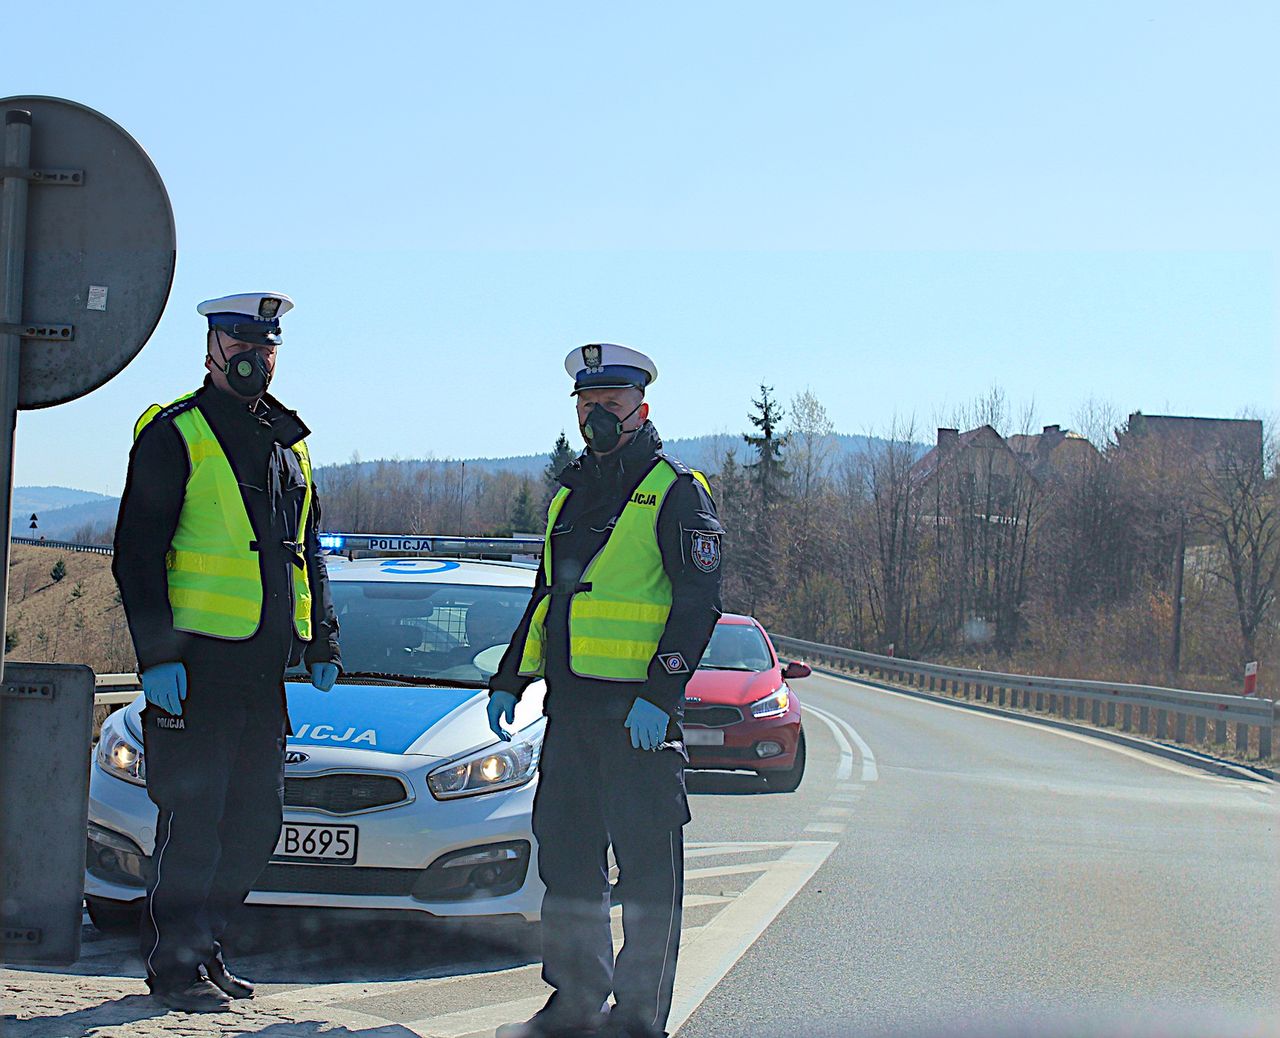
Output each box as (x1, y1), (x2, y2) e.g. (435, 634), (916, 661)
(804, 706), (853, 779)
(684, 841), (795, 859)
(56, 840), (838, 1038)
(806, 704), (879, 782)
(667, 841), (836, 1034)
(405, 993), (548, 1037)
(686, 861), (785, 881)
(804, 821), (847, 834)
(820, 676), (1267, 783)
(818, 805), (852, 818)
(829, 792), (862, 803)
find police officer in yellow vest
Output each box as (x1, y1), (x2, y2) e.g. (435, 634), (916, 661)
(491, 344), (723, 1038)
(112, 293), (341, 1012)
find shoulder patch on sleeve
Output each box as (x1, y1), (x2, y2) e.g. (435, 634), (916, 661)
(690, 530), (721, 572)
(658, 652), (690, 675)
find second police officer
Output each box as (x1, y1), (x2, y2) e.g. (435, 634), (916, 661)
(490, 344), (724, 1038)
(113, 293), (341, 1012)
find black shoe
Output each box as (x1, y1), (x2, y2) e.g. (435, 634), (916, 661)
(596, 1015), (667, 1038)
(150, 978), (232, 1013)
(495, 1003), (609, 1038)
(204, 958), (255, 999)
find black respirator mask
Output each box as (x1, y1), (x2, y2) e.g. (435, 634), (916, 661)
(581, 400), (642, 454)
(212, 330), (272, 398)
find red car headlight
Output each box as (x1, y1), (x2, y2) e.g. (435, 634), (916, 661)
(749, 686), (790, 719)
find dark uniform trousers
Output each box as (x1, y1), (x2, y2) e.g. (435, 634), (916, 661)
(139, 677), (286, 991)
(533, 713), (691, 1035)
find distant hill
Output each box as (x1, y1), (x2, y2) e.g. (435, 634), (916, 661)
(315, 432), (918, 483)
(13, 432), (924, 543)
(11, 486), (118, 542)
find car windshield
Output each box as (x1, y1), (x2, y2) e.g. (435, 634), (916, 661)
(318, 581), (530, 683)
(698, 623), (773, 672)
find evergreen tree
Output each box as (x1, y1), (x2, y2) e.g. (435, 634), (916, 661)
(510, 479), (540, 533)
(741, 385), (790, 618)
(544, 431), (576, 488)
(744, 384), (790, 509)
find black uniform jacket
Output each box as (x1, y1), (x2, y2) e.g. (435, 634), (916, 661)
(490, 422), (723, 721)
(113, 379), (341, 687)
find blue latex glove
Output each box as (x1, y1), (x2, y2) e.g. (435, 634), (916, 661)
(311, 662), (339, 692)
(625, 698), (669, 751)
(141, 662), (187, 716)
(487, 691), (517, 742)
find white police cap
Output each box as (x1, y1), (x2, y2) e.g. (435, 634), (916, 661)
(197, 293), (294, 346)
(564, 343), (658, 395)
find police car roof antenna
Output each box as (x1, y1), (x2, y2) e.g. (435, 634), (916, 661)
(0, 97), (175, 682)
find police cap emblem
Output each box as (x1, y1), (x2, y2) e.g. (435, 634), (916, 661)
(582, 344), (603, 372)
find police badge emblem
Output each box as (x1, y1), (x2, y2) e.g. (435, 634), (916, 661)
(582, 344), (603, 372)
(690, 531), (721, 573)
(658, 652), (689, 674)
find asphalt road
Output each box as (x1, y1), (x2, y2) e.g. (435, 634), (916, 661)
(5, 671), (1277, 1038)
(679, 672), (1280, 1038)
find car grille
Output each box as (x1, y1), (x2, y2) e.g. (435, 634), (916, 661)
(255, 864), (419, 897)
(284, 773), (410, 815)
(684, 706), (743, 728)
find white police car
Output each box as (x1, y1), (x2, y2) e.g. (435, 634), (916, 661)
(86, 554), (547, 929)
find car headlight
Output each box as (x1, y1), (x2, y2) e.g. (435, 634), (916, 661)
(750, 686), (790, 719)
(427, 722), (544, 800)
(96, 720), (146, 785)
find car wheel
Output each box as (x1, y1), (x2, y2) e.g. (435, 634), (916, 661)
(85, 896), (141, 933)
(759, 729), (806, 793)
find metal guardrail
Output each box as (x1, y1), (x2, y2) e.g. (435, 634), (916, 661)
(93, 673), (140, 706)
(773, 634), (1276, 761)
(11, 534), (112, 555)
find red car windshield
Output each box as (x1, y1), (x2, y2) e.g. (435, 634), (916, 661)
(698, 624), (773, 672)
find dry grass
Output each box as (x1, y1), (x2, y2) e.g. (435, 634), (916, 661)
(4, 543), (136, 674)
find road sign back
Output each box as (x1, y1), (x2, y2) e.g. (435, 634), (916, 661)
(0, 96), (175, 408)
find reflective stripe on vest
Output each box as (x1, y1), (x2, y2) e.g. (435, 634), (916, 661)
(135, 394), (314, 642)
(518, 459), (709, 682)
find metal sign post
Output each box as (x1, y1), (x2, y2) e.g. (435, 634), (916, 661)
(0, 111), (32, 682)
(0, 96), (175, 965)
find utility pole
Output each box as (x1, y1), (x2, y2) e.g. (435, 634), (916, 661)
(1170, 514), (1186, 678)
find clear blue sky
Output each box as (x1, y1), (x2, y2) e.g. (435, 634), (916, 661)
(6, 1), (1277, 494)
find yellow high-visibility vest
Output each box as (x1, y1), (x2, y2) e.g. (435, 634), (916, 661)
(134, 392), (314, 641)
(518, 458), (710, 682)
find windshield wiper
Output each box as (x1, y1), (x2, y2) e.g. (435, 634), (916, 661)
(697, 664), (757, 671)
(330, 670), (489, 689)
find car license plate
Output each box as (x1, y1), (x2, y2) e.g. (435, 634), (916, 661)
(684, 728), (725, 746)
(273, 823), (357, 864)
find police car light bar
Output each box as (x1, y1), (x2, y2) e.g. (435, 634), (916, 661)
(320, 533), (544, 556)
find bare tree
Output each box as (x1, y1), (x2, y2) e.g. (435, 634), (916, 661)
(1192, 421), (1280, 667)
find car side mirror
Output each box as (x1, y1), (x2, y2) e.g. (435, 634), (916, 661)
(782, 660), (811, 680)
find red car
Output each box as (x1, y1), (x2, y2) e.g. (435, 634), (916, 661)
(682, 614), (811, 791)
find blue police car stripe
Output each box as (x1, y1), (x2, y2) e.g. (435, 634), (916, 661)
(284, 682), (481, 754)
